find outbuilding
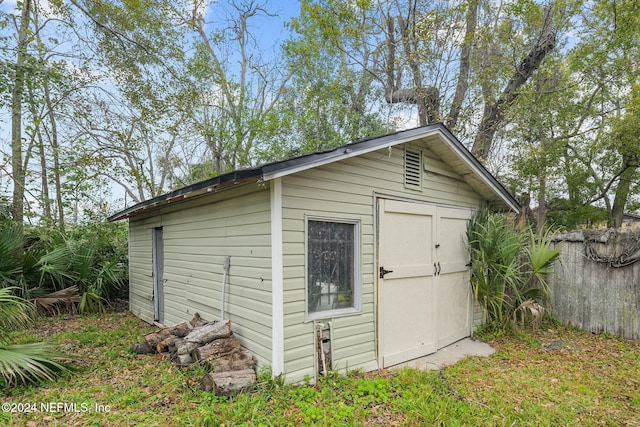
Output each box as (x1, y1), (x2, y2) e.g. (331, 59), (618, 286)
(109, 124), (519, 383)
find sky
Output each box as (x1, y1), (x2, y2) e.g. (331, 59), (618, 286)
(0, 0), (417, 217)
(0, 0), (306, 217)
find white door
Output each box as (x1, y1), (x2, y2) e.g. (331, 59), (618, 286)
(435, 207), (473, 348)
(152, 227), (164, 323)
(378, 199), (437, 367)
(378, 199), (473, 367)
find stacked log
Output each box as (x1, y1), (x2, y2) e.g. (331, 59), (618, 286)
(131, 314), (257, 396)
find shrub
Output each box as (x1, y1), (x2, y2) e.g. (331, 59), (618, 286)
(0, 220), (128, 310)
(467, 211), (560, 331)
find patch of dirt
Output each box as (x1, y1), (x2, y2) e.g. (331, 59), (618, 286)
(30, 314), (86, 338)
(30, 299), (133, 339)
(542, 338), (581, 352)
(362, 368), (397, 381)
(365, 404), (405, 427)
(107, 298), (130, 313)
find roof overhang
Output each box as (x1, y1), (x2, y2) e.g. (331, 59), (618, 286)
(108, 124), (519, 222)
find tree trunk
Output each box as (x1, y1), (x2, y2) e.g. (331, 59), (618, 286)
(384, 13), (440, 125)
(168, 322), (191, 338)
(11, 0), (32, 230)
(610, 163), (637, 228)
(131, 342), (155, 354)
(536, 170), (547, 237)
(183, 320), (231, 345)
(176, 354), (194, 366)
(42, 80), (65, 231)
(471, 5), (556, 160)
(143, 328), (173, 349)
(206, 349), (256, 373)
(33, 96), (52, 223)
(446, 0), (478, 130)
(192, 336), (240, 361)
(200, 369), (256, 396)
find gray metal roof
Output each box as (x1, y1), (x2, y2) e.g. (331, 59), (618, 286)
(108, 123), (519, 221)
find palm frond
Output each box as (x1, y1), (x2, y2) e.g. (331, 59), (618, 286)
(35, 245), (75, 290)
(34, 285), (81, 315)
(0, 342), (69, 385)
(0, 222), (25, 285)
(0, 288), (35, 341)
(526, 228), (561, 283)
(513, 299), (546, 329)
(78, 289), (107, 314)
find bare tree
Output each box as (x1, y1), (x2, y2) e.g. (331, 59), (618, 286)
(10, 0), (32, 230)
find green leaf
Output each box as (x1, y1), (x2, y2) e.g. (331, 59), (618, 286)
(0, 342), (69, 385)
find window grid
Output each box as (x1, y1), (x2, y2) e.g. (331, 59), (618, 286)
(307, 219), (359, 318)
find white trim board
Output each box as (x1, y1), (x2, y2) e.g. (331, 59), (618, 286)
(270, 178), (284, 375)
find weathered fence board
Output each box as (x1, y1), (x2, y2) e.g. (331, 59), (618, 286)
(548, 229), (640, 340)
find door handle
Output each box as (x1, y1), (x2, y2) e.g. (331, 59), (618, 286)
(379, 266), (394, 279)
(434, 262), (441, 276)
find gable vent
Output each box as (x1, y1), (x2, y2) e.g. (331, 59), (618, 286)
(404, 148), (422, 190)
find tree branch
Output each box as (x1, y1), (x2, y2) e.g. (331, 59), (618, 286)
(472, 3), (557, 160)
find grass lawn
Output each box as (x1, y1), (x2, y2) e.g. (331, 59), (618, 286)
(2, 310), (640, 426)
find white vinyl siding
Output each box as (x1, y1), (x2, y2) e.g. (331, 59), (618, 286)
(281, 140), (483, 383)
(127, 184), (273, 366)
(127, 135), (490, 384)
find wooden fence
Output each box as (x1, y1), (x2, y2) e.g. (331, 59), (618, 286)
(548, 229), (640, 340)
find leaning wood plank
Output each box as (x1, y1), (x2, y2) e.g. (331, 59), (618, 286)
(208, 350), (256, 373)
(200, 369), (256, 396)
(184, 320), (231, 345)
(144, 328), (173, 348)
(192, 336), (240, 361)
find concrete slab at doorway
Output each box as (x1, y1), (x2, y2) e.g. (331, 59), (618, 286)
(391, 338), (495, 371)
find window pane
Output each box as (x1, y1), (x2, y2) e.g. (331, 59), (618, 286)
(308, 221), (355, 314)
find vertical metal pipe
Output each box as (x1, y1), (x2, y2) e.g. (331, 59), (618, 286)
(220, 256), (231, 320)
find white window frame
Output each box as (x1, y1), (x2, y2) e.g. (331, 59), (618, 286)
(305, 216), (362, 320)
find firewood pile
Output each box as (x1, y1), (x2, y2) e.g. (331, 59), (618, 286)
(131, 313), (257, 396)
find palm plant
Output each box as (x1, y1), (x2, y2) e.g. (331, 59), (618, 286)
(68, 236), (127, 313)
(467, 212), (525, 328)
(23, 224), (127, 313)
(0, 219), (127, 383)
(0, 221), (25, 288)
(467, 212), (560, 331)
(524, 226), (561, 298)
(0, 287), (69, 384)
